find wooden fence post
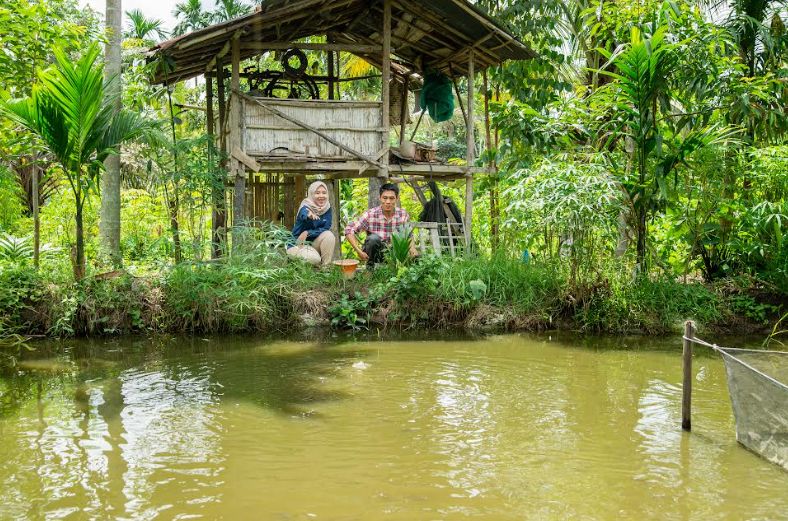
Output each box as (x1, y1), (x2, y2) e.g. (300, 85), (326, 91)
(682, 320), (696, 431)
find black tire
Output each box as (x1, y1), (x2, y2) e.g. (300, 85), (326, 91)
(281, 48), (308, 76)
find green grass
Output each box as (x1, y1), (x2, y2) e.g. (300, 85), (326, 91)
(0, 251), (781, 338)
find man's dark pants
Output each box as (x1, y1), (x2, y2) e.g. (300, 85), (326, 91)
(363, 233), (385, 267)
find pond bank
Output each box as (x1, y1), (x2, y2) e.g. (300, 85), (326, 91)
(1, 255), (782, 340)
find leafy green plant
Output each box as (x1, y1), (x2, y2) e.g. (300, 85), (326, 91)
(329, 292), (372, 331)
(0, 234), (34, 264)
(469, 279), (487, 301)
(727, 295), (776, 325)
(0, 43), (150, 280)
(388, 224), (413, 266)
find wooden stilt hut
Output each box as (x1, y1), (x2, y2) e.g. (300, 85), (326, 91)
(147, 0), (534, 257)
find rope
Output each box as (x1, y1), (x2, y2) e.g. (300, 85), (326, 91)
(684, 336), (788, 356)
(683, 336), (724, 352)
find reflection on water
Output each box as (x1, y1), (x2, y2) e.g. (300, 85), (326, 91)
(1, 334), (787, 520)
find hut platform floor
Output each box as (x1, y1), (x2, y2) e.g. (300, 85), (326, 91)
(244, 155), (491, 179)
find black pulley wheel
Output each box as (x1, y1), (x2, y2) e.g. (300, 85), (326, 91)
(281, 48), (308, 77)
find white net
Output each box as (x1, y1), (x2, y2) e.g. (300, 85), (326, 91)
(719, 347), (788, 471)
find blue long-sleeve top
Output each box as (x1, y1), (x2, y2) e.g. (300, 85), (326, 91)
(290, 207), (333, 245)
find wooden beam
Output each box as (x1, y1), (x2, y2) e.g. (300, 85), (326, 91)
(233, 146), (260, 172)
(399, 75), (408, 145)
(328, 179), (341, 259)
(327, 38), (335, 101)
(240, 41), (381, 53)
(464, 50), (474, 251)
(216, 60), (227, 155)
(206, 40), (231, 72)
(207, 74), (221, 258)
(380, 0), (391, 179)
(231, 35), (246, 244)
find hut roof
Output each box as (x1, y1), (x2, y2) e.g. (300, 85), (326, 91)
(148, 0), (535, 85)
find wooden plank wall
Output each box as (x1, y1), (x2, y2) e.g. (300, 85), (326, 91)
(243, 98), (383, 158)
(246, 174), (297, 228)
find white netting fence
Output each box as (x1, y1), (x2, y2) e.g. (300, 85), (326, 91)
(685, 335), (788, 470)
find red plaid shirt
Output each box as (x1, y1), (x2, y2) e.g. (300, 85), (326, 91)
(344, 206), (410, 243)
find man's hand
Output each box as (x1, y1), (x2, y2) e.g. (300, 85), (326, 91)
(346, 231), (367, 261)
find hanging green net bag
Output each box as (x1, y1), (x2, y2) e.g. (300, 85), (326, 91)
(419, 70), (454, 123)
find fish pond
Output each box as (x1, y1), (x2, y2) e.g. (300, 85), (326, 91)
(1, 333), (787, 520)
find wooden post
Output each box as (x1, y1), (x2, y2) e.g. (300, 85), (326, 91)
(380, 0), (391, 179)
(217, 63), (226, 155)
(327, 45), (335, 101)
(328, 179), (341, 259)
(207, 74), (222, 259)
(335, 48), (341, 99)
(464, 51), (475, 251)
(399, 76), (408, 145)
(483, 67), (498, 252)
(230, 35), (245, 249)
(682, 320), (695, 431)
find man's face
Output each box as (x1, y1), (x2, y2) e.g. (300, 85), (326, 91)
(379, 190), (397, 212)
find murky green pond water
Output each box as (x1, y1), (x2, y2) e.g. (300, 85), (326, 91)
(1, 333), (787, 520)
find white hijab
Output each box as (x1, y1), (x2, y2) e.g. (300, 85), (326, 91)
(298, 181), (331, 217)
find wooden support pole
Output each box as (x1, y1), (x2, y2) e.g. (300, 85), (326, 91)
(399, 76), (408, 145)
(327, 46), (335, 101)
(335, 48), (341, 99)
(380, 0), (391, 179)
(464, 51), (475, 251)
(483, 67), (498, 252)
(328, 179), (341, 259)
(207, 74), (222, 259)
(230, 36), (245, 249)
(682, 320), (695, 431)
(217, 61), (226, 155)
(466, 52), (475, 166)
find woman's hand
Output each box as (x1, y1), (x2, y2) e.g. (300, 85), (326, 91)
(307, 210), (319, 220)
(297, 231), (308, 244)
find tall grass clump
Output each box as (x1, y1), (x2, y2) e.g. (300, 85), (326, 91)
(575, 277), (722, 334)
(436, 255), (565, 312)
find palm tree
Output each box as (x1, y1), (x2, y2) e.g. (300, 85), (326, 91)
(594, 26), (739, 271)
(211, 0), (252, 23)
(1, 44), (150, 280)
(173, 0), (210, 36)
(124, 9), (168, 42)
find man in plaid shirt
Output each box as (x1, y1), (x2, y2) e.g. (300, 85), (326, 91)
(345, 183), (417, 266)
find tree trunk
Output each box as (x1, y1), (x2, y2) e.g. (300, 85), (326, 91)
(99, 0), (123, 266)
(368, 177), (383, 209)
(32, 163), (39, 269)
(168, 187), (182, 263)
(635, 206), (646, 272)
(74, 199), (86, 281)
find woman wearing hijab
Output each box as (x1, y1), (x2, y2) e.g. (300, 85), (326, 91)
(286, 181), (336, 266)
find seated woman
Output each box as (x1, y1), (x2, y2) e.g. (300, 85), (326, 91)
(286, 181), (336, 266)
